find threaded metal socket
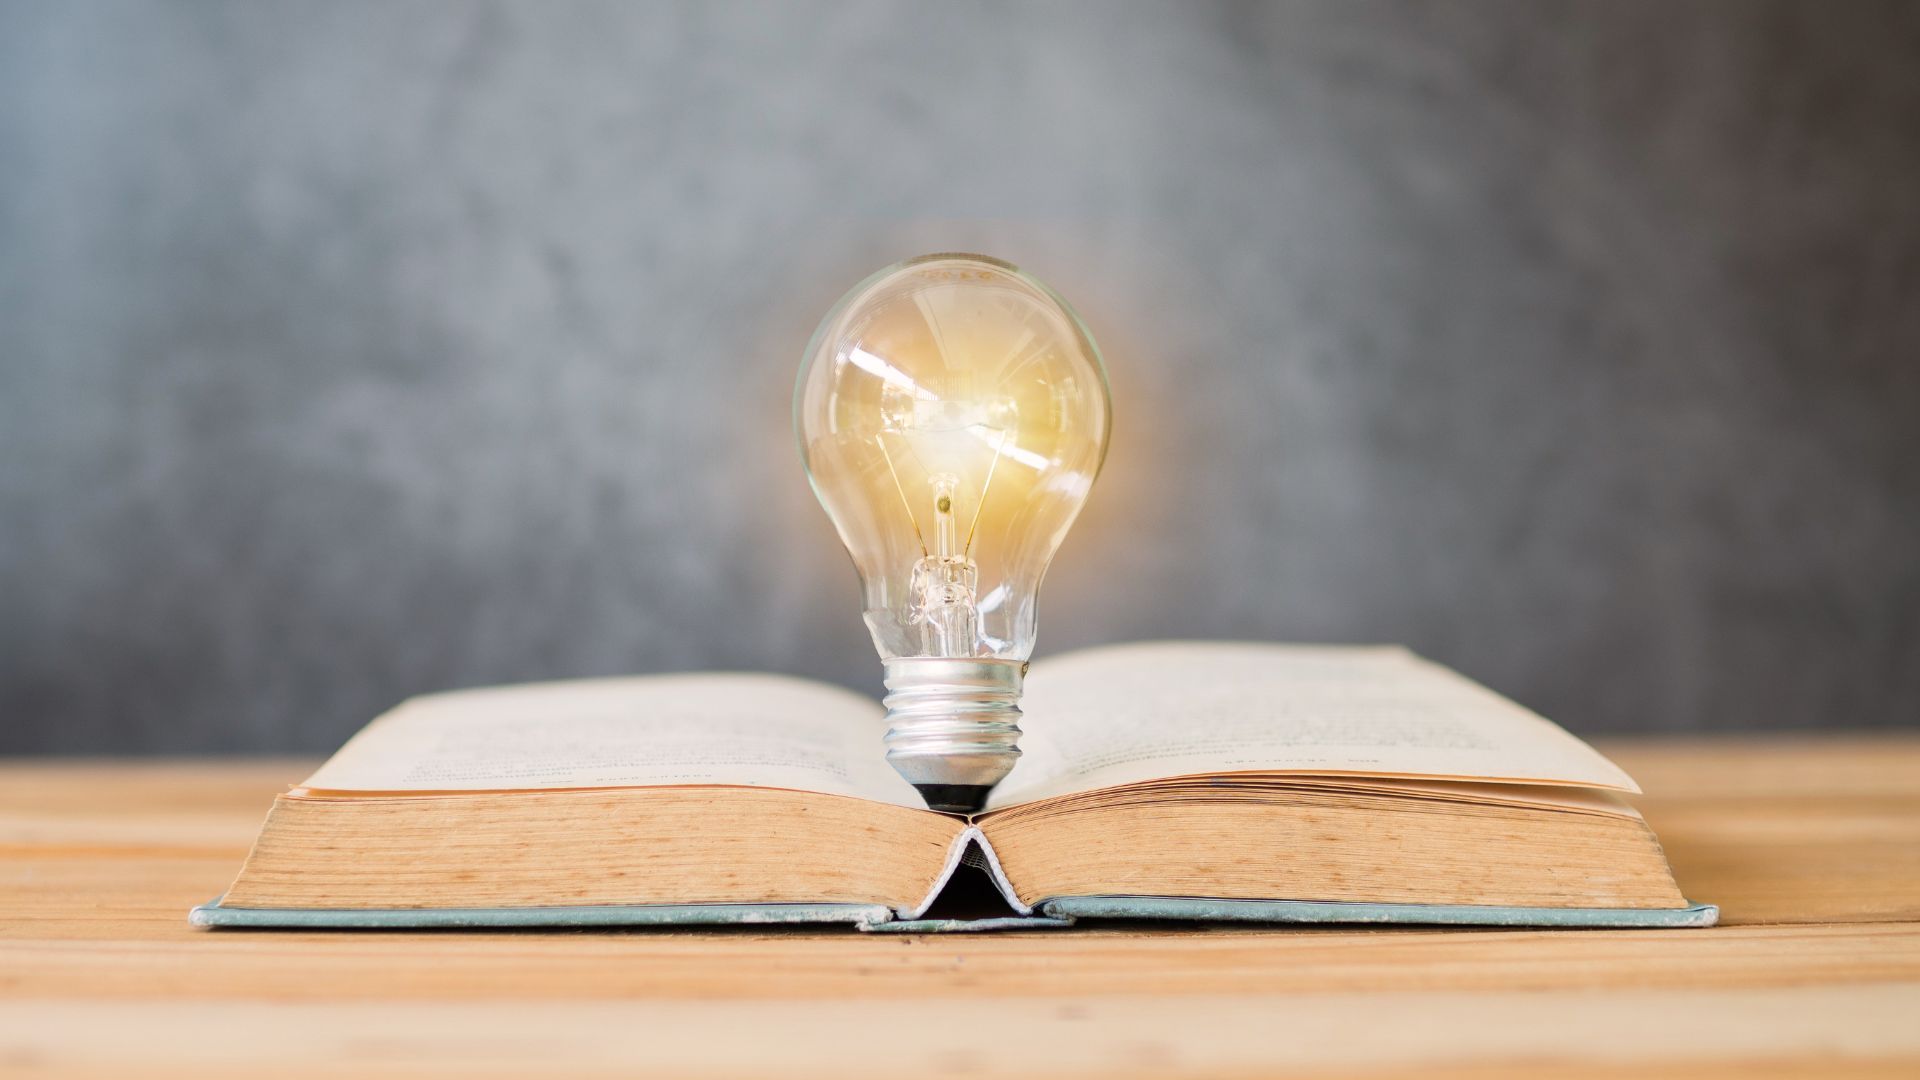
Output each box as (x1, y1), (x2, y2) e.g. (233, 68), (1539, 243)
(881, 657), (1026, 811)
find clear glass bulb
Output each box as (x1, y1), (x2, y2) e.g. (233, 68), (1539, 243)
(795, 253), (1111, 811)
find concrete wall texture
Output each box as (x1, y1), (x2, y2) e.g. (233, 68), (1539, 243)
(4, 1), (1917, 752)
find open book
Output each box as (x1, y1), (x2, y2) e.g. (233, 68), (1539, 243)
(193, 642), (1715, 931)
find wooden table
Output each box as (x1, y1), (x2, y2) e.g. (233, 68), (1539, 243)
(3, 736), (1917, 1078)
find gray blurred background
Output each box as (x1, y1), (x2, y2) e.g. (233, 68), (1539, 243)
(4, 0), (1918, 754)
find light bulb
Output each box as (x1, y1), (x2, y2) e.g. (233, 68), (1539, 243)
(795, 253), (1111, 812)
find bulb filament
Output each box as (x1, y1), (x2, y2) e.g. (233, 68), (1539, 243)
(911, 474), (980, 656)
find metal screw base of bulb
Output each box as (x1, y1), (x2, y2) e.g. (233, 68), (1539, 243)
(881, 657), (1026, 814)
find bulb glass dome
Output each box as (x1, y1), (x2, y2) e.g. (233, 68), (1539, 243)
(796, 253), (1110, 663)
(795, 254), (1111, 810)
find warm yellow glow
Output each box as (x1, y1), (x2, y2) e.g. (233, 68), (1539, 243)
(797, 255), (1110, 661)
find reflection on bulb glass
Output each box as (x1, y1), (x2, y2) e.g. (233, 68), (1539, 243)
(795, 254), (1111, 811)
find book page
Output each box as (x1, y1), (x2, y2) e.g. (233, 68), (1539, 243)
(986, 641), (1639, 810)
(299, 673), (926, 809)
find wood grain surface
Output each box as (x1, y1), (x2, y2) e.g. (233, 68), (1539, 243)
(2, 735), (1917, 1078)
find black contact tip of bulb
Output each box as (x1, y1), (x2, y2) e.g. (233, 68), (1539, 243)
(914, 784), (994, 816)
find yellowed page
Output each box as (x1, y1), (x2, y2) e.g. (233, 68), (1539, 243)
(988, 641), (1639, 810)
(1303, 777), (1645, 818)
(299, 673), (924, 809)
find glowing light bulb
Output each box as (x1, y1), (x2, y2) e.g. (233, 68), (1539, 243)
(795, 253), (1112, 812)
